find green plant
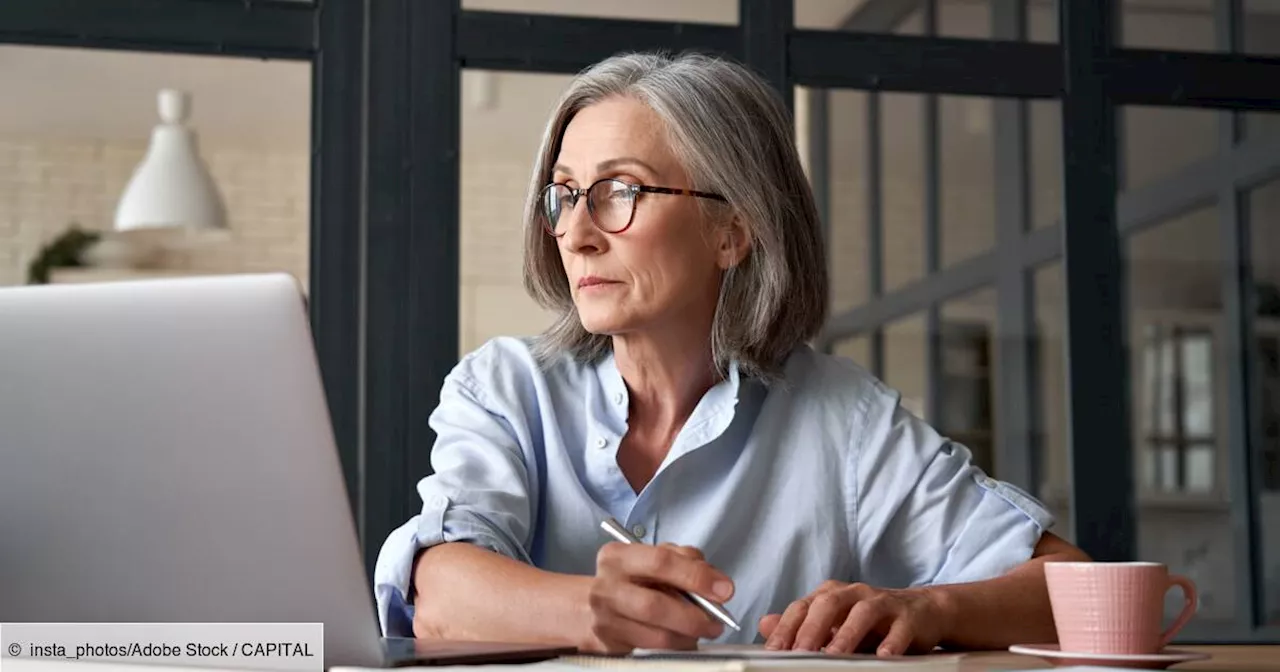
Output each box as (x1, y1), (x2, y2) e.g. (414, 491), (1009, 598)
(26, 224), (102, 285)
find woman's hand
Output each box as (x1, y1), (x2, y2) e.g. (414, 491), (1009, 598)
(584, 542), (734, 653)
(758, 581), (951, 656)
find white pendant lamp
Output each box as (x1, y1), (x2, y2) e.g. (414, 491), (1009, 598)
(115, 89), (227, 232)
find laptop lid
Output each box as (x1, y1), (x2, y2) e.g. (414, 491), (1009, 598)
(0, 273), (383, 668)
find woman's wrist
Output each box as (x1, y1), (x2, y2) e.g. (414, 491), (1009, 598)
(914, 585), (960, 647)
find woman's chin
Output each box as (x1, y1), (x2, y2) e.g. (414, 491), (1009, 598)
(576, 311), (630, 336)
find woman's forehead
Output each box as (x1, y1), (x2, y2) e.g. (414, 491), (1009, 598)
(555, 97), (677, 176)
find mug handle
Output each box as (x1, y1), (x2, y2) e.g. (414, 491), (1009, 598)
(1159, 574), (1198, 648)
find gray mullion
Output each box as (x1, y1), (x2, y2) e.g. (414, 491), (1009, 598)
(924, 0), (943, 426)
(311, 0), (366, 556)
(992, 0), (1035, 491)
(1220, 187), (1264, 629)
(1060, 0), (1135, 561)
(741, 0), (793, 115)
(868, 92), (885, 378)
(821, 251), (997, 342)
(1216, 0), (1264, 631)
(809, 89), (832, 263)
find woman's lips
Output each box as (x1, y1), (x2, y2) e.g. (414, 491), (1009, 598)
(578, 276), (620, 289)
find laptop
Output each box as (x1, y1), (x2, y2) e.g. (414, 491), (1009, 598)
(0, 273), (575, 668)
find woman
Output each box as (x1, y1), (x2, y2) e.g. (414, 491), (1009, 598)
(374, 51), (1089, 655)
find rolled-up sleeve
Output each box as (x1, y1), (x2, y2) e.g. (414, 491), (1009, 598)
(372, 354), (535, 636)
(850, 384), (1054, 589)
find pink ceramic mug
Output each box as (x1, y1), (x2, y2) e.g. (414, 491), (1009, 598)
(1044, 561), (1198, 655)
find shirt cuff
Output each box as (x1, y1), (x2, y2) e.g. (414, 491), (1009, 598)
(373, 515), (423, 637)
(927, 475), (1056, 586)
(372, 494), (533, 638)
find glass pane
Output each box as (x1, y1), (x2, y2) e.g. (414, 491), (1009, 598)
(895, 8), (925, 35)
(1028, 0), (1058, 43)
(832, 334), (871, 370)
(1248, 177), (1280, 623)
(1140, 325), (1177, 439)
(1128, 206), (1221, 488)
(1181, 333), (1214, 438)
(460, 70), (564, 355)
(1185, 445), (1214, 493)
(795, 0), (908, 31)
(1122, 0), (1217, 52)
(1158, 334), (1176, 437)
(1127, 203), (1236, 628)
(464, 0), (737, 24)
(1245, 110), (1280, 142)
(1146, 442), (1167, 488)
(1032, 261), (1070, 540)
(939, 0), (990, 39)
(884, 313), (929, 421)
(1244, 0), (1280, 57)
(940, 95), (995, 267)
(1030, 100), (1062, 230)
(938, 287), (997, 476)
(1123, 107), (1218, 191)
(826, 89), (870, 315)
(1159, 445), (1179, 492)
(0, 45), (310, 291)
(882, 93), (924, 292)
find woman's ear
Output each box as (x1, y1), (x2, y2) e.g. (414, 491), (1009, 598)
(716, 218), (752, 270)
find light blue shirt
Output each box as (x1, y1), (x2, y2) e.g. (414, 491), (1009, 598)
(373, 336), (1054, 642)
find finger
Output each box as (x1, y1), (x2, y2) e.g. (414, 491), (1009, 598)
(763, 599), (810, 650)
(668, 545), (706, 562)
(814, 580), (847, 595)
(593, 578), (723, 640)
(825, 599), (889, 655)
(601, 543), (733, 603)
(876, 616), (914, 657)
(793, 591), (850, 651)
(758, 614), (781, 639)
(591, 613), (700, 653)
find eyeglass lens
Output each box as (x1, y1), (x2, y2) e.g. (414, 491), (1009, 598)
(543, 179), (635, 235)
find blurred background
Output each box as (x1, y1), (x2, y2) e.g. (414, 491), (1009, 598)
(1, 0), (1277, 642)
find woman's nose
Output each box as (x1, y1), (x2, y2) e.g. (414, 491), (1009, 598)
(559, 198), (604, 253)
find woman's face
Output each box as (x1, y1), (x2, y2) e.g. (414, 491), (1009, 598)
(551, 96), (742, 337)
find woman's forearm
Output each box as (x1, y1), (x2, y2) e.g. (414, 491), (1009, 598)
(925, 534), (1089, 650)
(411, 542), (594, 647)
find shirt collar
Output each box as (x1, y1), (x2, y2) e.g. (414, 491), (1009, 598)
(594, 350), (742, 425)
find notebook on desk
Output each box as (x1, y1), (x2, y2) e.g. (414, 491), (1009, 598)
(560, 645), (964, 671)
(382, 638), (577, 667)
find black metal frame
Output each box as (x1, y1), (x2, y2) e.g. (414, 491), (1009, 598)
(4, 0), (1278, 640)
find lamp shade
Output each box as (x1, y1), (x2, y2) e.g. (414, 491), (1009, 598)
(115, 89), (227, 232)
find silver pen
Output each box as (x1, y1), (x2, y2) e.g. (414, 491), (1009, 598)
(599, 517), (742, 632)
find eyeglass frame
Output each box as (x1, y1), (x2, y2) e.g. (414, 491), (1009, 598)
(538, 178), (728, 237)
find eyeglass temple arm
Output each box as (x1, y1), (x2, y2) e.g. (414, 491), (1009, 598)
(635, 185), (728, 202)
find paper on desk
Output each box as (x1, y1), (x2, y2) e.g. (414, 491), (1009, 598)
(996, 668), (1133, 672)
(610, 644), (962, 669)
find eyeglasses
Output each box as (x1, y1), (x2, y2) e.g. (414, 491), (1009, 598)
(539, 178), (727, 237)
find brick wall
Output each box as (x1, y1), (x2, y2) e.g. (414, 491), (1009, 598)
(459, 156), (557, 354)
(0, 134), (309, 290)
(0, 129), (558, 358)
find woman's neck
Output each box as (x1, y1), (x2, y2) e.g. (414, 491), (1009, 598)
(612, 327), (718, 435)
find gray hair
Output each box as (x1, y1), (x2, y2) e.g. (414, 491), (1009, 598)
(521, 51), (828, 381)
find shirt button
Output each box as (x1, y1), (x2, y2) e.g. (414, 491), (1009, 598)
(613, 392), (624, 405)
(981, 477), (996, 488)
(632, 524), (646, 538)
(595, 436), (608, 449)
